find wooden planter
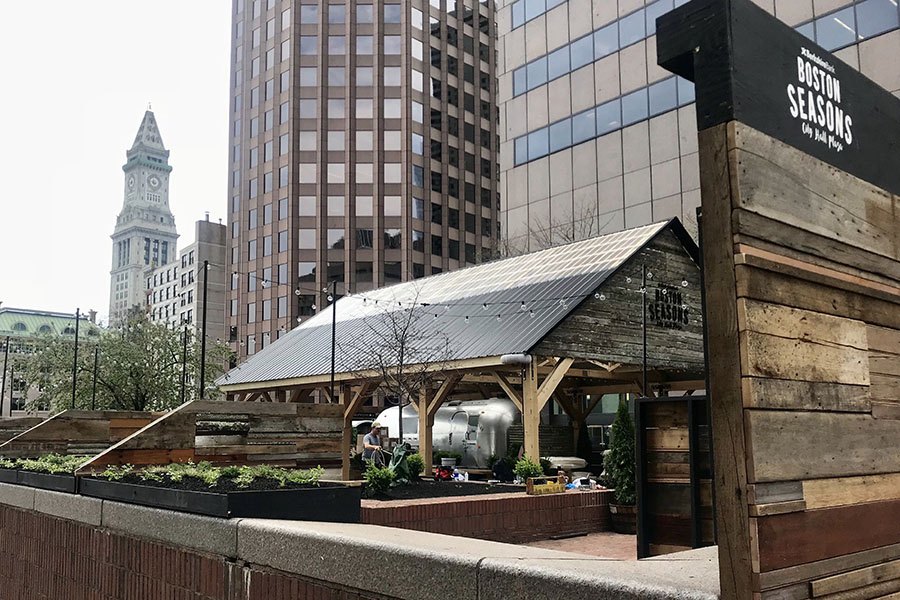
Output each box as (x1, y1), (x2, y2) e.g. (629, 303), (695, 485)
(80, 478), (361, 521)
(17, 471), (78, 494)
(609, 503), (637, 534)
(0, 468), (18, 484)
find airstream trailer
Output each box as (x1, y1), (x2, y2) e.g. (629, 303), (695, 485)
(374, 398), (520, 468)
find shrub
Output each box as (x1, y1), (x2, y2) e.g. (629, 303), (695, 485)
(513, 456), (543, 481)
(605, 399), (636, 505)
(15, 454), (88, 474)
(406, 453), (425, 477)
(96, 462), (323, 489)
(364, 462), (395, 495)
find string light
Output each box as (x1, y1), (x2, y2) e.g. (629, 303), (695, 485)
(496, 314), (501, 322)
(625, 276), (632, 283)
(464, 316), (469, 323)
(327, 295), (334, 302)
(647, 272), (653, 279)
(681, 280), (689, 287)
(482, 303), (489, 310)
(529, 310), (535, 318)
(520, 301), (527, 311)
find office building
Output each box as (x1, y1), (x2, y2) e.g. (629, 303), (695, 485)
(497, 0), (900, 251)
(227, 0), (499, 360)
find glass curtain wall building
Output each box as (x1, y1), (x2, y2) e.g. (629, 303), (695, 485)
(228, 0), (499, 360)
(497, 0), (900, 252)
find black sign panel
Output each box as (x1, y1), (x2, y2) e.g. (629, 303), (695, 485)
(657, 0), (900, 196)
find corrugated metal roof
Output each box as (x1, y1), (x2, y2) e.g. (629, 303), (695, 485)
(219, 220), (675, 388)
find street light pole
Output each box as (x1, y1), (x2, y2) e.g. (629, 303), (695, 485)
(1, 336), (9, 417)
(91, 345), (99, 410)
(180, 326), (188, 403)
(71, 308), (80, 409)
(199, 260), (209, 399)
(642, 264), (648, 398)
(330, 280), (337, 404)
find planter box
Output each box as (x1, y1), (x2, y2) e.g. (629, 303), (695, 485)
(80, 478), (361, 521)
(17, 471), (78, 493)
(609, 503), (637, 534)
(0, 468), (18, 484)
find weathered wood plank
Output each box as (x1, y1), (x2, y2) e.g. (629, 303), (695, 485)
(867, 325), (900, 355)
(737, 299), (869, 350)
(873, 402), (900, 419)
(735, 264), (900, 331)
(811, 558), (900, 596)
(742, 378), (871, 413)
(815, 579), (900, 600)
(747, 410), (900, 482)
(748, 500), (807, 517)
(739, 330), (870, 386)
(756, 499), (900, 572)
(760, 583), (811, 600)
(759, 543), (900, 591)
(645, 428), (690, 451)
(731, 123), (898, 263)
(247, 416), (342, 434)
(871, 374), (900, 402)
(747, 482), (804, 505)
(699, 121), (754, 598)
(803, 474), (900, 510)
(733, 209), (900, 286)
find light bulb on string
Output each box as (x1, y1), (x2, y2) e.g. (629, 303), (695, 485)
(647, 272), (653, 279)
(681, 280), (689, 287)
(639, 287), (646, 295)
(593, 292), (600, 299)
(625, 276), (632, 284)
(327, 294), (334, 302)
(529, 310), (535, 318)
(661, 288), (667, 295)
(482, 303), (489, 310)
(496, 314), (501, 322)
(682, 304), (687, 310)
(599, 294), (606, 301)
(464, 316), (469, 324)
(444, 305), (451, 312)
(520, 301), (527, 311)
(294, 289), (301, 296)
(311, 304), (317, 311)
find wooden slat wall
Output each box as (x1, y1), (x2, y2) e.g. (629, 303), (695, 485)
(640, 399), (714, 557)
(700, 121), (900, 599)
(77, 400), (343, 473)
(0, 410), (160, 458)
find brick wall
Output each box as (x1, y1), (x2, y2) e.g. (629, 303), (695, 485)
(0, 505), (396, 600)
(361, 490), (612, 544)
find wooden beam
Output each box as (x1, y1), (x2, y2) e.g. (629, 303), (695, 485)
(523, 359), (540, 460)
(536, 357), (574, 410)
(341, 382), (377, 480)
(289, 388), (312, 403)
(492, 371), (523, 411)
(418, 387), (434, 471)
(426, 374), (462, 417)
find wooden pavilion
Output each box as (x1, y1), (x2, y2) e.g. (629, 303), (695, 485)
(217, 219), (706, 478)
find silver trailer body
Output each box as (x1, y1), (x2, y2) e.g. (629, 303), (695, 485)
(374, 398), (521, 468)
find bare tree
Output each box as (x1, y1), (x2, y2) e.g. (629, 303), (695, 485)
(340, 285), (453, 445)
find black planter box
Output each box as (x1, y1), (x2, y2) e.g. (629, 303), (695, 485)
(16, 471), (78, 493)
(80, 478), (361, 521)
(0, 469), (18, 484)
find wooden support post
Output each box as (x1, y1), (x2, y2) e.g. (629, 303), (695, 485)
(341, 382), (376, 480)
(418, 387), (433, 469)
(523, 359), (540, 461)
(492, 371), (523, 411)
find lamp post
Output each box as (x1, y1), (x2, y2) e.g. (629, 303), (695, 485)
(199, 260), (209, 400)
(91, 345), (99, 410)
(180, 326), (188, 403)
(71, 308), (80, 409)
(329, 280), (337, 404)
(1, 336), (9, 417)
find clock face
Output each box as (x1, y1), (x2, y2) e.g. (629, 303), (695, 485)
(127, 176), (135, 189)
(148, 175), (161, 190)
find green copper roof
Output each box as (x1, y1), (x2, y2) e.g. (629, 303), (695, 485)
(0, 308), (102, 340)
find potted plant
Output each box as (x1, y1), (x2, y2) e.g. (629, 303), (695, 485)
(606, 399), (636, 534)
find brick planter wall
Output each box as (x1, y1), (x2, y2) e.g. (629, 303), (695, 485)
(0, 505), (393, 600)
(361, 490), (612, 543)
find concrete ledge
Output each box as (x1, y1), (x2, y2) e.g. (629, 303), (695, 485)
(0, 482), (35, 511)
(101, 499), (239, 558)
(237, 520), (719, 600)
(33, 488), (102, 526)
(478, 556), (719, 600)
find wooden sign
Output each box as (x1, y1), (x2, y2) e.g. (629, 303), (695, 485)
(657, 0), (900, 197)
(658, 0), (900, 598)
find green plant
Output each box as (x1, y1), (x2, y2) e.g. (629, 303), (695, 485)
(94, 462), (323, 489)
(513, 456), (543, 481)
(16, 454), (88, 474)
(406, 453), (425, 477)
(363, 461), (395, 495)
(432, 450), (462, 464)
(605, 399), (636, 505)
(0, 457), (17, 469)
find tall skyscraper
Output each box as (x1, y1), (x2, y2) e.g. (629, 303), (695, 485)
(227, 0), (499, 360)
(497, 0), (900, 251)
(109, 110), (179, 325)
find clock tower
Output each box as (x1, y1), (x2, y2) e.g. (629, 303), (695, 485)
(108, 109), (179, 325)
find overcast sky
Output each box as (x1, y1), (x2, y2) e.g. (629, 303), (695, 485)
(0, 1), (231, 325)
